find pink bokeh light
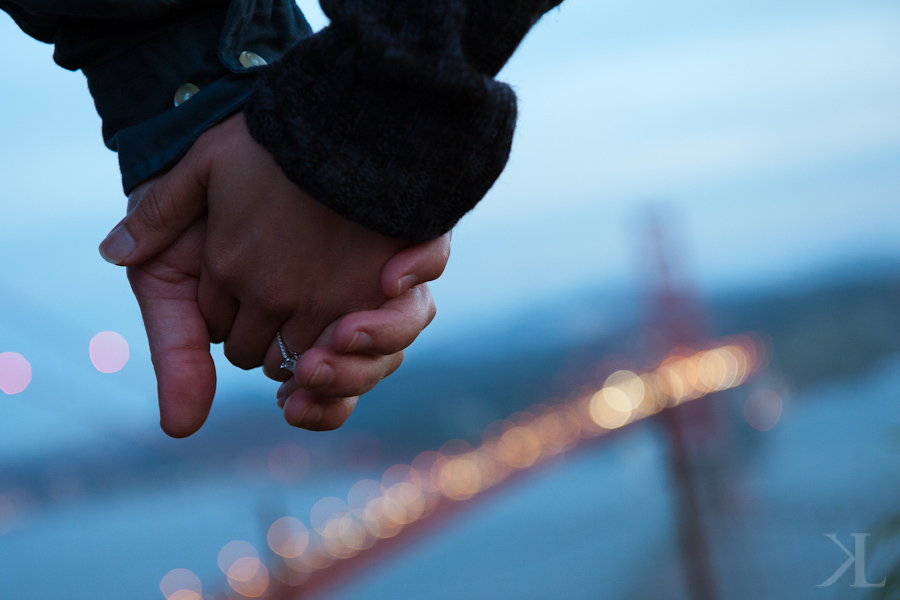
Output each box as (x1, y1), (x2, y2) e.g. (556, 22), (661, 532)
(89, 331), (130, 374)
(0, 352), (32, 395)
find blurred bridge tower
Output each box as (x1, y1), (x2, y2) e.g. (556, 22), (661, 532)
(639, 207), (722, 600)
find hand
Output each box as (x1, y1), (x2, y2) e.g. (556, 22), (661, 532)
(123, 193), (449, 436)
(273, 235), (450, 431)
(104, 114), (452, 435)
(276, 282), (437, 431)
(127, 226), (444, 435)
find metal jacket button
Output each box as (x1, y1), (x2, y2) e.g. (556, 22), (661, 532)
(174, 83), (200, 107)
(239, 51), (268, 68)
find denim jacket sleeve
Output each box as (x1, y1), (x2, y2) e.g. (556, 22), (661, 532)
(0, 0), (312, 193)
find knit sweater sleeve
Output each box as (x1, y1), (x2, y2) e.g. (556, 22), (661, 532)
(244, 0), (563, 242)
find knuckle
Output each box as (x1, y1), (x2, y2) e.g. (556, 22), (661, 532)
(256, 286), (296, 318)
(422, 288), (437, 324)
(202, 314), (233, 345)
(136, 186), (177, 233)
(224, 344), (258, 371)
(308, 418), (346, 432)
(204, 250), (241, 287)
(355, 358), (395, 394)
(438, 239), (451, 266)
(386, 352), (404, 377)
(262, 363), (290, 382)
(318, 371), (365, 397)
(355, 375), (380, 396)
(318, 398), (358, 431)
(207, 328), (227, 344)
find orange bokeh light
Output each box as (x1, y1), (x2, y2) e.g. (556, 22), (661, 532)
(159, 568), (201, 600)
(496, 426), (542, 469)
(310, 497), (352, 539)
(167, 591), (202, 600)
(227, 557), (269, 597)
(436, 454), (483, 500)
(267, 516), (309, 558)
(218, 540), (259, 575)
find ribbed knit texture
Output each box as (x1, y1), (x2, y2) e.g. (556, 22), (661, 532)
(462, 0), (564, 76)
(245, 0), (561, 241)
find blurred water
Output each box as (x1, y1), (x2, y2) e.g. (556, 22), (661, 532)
(319, 357), (900, 600)
(0, 353), (898, 599)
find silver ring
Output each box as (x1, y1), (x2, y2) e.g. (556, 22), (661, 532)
(276, 331), (301, 372)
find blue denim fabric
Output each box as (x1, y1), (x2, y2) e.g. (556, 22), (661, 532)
(0, 0), (311, 192)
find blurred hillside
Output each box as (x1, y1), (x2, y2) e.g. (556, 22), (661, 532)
(710, 263), (900, 388)
(366, 263), (900, 447)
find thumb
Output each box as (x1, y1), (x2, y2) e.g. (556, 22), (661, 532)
(382, 231), (452, 297)
(99, 157), (209, 266)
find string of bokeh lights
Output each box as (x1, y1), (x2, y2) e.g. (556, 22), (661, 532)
(0, 331), (130, 394)
(160, 334), (766, 600)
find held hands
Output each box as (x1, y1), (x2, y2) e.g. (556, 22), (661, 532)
(101, 113), (450, 437)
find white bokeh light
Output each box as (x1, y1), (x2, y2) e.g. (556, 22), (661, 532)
(0, 352), (31, 395)
(89, 331), (129, 373)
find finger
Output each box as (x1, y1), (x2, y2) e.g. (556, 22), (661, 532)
(262, 320), (338, 383)
(282, 391), (359, 431)
(267, 284), (431, 387)
(99, 153), (209, 266)
(286, 346), (404, 398)
(275, 348), (404, 407)
(276, 377), (300, 408)
(330, 284), (436, 354)
(259, 314), (329, 380)
(198, 264), (239, 344)
(127, 265), (216, 439)
(263, 346), (295, 383)
(223, 308), (283, 370)
(381, 231), (451, 297)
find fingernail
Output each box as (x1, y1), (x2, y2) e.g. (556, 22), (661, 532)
(295, 402), (323, 428)
(308, 362), (334, 387)
(397, 275), (417, 296)
(346, 331), (373, 352)
(99, 224), (136, 265)
(276, 381), (292, 405)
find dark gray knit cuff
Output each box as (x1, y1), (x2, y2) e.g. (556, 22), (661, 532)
(243, 3), (517, 242)
(462, 0), (565, 76)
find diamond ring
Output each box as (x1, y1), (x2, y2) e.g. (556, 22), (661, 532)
(276, 331), (301, 372)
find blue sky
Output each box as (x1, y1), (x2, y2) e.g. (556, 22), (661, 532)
(448, 0), (900, 317)
(1, 0), (899, 453)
